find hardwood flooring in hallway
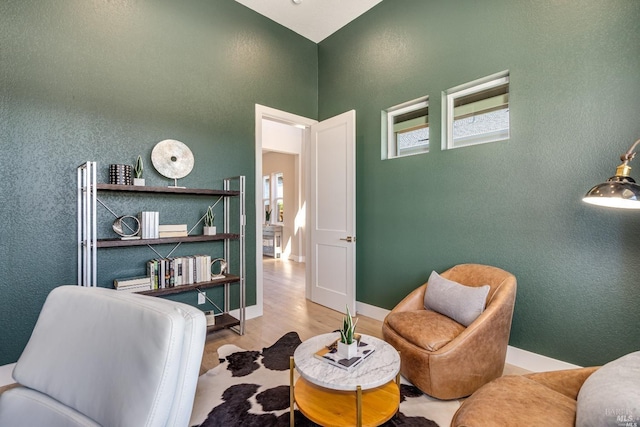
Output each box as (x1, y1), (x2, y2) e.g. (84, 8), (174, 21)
(200, 258), (383, 372)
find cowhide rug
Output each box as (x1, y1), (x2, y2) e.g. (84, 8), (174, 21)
(189, 332), (460, 427)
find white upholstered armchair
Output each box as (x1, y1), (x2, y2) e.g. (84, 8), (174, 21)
(0, 285), (206, 427)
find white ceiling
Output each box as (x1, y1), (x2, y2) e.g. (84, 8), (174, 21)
(234, 0), (383, 43)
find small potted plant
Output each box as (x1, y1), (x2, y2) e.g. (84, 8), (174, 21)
(203, 206), (216, 235)
(133, 155), (145, 186)
(337, 306), (358, 359)
(265, 209), (272, 224)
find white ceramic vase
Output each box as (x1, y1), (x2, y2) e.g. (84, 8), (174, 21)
(203, 226), (217, 236)
(337, 341), (358, 359)
(133, 178), (145, 186)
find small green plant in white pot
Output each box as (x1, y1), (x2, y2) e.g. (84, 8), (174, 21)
(133, 155), (145, 186)
(337, 305), (358, 359)
(203, 206), (216, 236)
(265, 208), (272, 224)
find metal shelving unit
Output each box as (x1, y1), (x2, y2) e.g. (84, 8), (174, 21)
(77, 161), (246, 335)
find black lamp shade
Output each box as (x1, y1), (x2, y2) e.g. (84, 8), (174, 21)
(583, 175), (640, 209)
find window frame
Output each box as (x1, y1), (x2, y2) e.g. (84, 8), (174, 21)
(262, 172), (284, 225)
(262, 175), (271, 224)
(442, 71), (510, 150)
(382, 96), (429, 160)
(274, 172), (284, 224)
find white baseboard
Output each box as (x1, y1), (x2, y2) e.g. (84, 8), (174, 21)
(356, 301), (389, 322)
(506, 345), (581, 372)
(289, 255), (305, 263)
(354, 301), (581, 372)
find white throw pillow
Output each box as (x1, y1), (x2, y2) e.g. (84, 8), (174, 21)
(576, 351), (640, 427)
(423, 270), (490, 327)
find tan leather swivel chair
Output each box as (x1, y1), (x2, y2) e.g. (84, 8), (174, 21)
(382, 264), (517, 400)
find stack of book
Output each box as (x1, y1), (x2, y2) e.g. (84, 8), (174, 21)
(158, 224), (188, 238)
(146, 255), (213, 289)
(114, 276), (152, 292)
(139, 211), (159, 239)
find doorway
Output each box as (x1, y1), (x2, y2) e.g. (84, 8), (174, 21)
(254, 105), (317, 318)
(254, 105), (357, 317)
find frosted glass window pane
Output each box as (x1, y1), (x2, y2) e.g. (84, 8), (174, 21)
(397, 127), (429, 156)
(263, 176), (270, 198)
(276, 173), (283, 198)
(453, 109), (509, 138)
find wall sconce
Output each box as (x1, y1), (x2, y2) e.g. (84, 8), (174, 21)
(583, 138), (640, 209)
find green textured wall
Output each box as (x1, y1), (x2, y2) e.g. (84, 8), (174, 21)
(0, 0), (317, 365)
(319, 0), (640, 366)
(2, 0), (638, 369)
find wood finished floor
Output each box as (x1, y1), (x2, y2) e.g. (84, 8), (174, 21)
(201, 257), (384, 373)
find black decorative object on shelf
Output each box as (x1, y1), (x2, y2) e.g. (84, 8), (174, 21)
(109, 164), (133, 185)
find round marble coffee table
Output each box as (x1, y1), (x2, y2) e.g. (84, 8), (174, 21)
(290, 332), (401, 427)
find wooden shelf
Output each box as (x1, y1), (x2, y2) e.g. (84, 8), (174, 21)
(96, 183), (240, 197)
(207, 313), (241, 332)
(136, 274), (240, 297)
(97, 233), (239, 248)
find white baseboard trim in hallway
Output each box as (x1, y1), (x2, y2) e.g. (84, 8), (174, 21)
(356, 300), (582, 373)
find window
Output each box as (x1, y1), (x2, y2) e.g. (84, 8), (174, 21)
(383, 96), (429, 159)
(442, 71), (510, 150)
(274, 172), (284, 223)
(263, 172), (284, 224)
(262, 175), (271, 224)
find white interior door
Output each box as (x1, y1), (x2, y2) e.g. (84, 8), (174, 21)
(309, 110), (356, 313)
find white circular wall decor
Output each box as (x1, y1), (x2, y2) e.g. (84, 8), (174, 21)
(151, 139), (195, 182)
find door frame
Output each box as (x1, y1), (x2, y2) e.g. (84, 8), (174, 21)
(254, 104), (317, 317)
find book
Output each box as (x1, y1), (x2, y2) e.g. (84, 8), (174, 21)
(168, 258), (175, 287)
(115, 283), (152, 293)
(314, 338), (376, 370)
(158, 230), (189, 238)
(175, 258), (183, 286)
(158, 224), (188, 232)
(152, 212), (159, 238)
(114, 276), (152, 289)
(147, 259), (159, 290)
(196, 255), (204, 283)
(184, 256), (194, 285)
(139, 211), (160, 239)
(144, 254), (215, 289)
